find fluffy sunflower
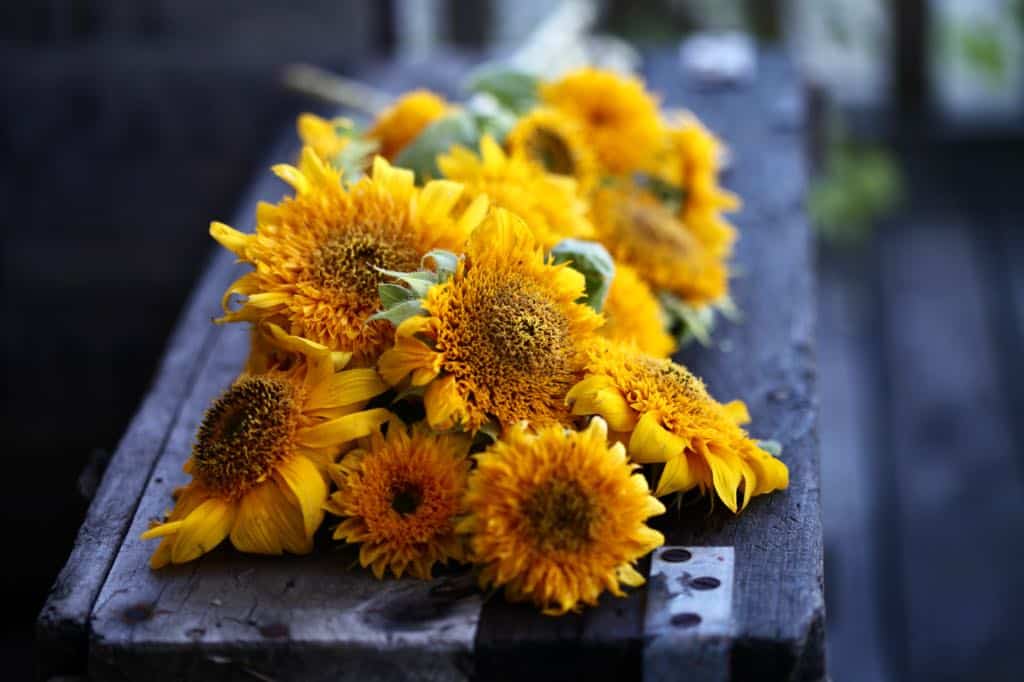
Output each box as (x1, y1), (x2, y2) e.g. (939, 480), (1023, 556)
(506, 107), (599, 194)
(211, 151), (488, 364)
(368, 89), (449, 161)
(663, 113), (740, 258)
(566, 340), (789, 511)
(325, 419), (471, 579)
(378, 208), (603, 433)
(590, 182), (728, 307)
(458, 417), (664, 615)
(437, 135), (593, 248)
(540, 68), (663, 175)
(142, 328), (391, 568)
(600, 264), (676, 358)
(297, 113), (351, 164)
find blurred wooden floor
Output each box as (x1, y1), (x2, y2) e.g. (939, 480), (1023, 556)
(818, 138), (1024, 682)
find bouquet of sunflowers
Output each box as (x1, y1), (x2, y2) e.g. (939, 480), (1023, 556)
(141, 66), (789, 616)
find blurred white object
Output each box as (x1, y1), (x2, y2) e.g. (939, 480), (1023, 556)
(679, 32), (757, 85)
(930, 0), (1024, 121)
(787, 0), (890, 108)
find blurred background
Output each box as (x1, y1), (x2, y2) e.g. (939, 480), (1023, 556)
(3, 1), (1023, 679)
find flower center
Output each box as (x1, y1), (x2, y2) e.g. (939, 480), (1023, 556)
(192, 376), (298, 496)
(311, 230), (420, 300)
(625, 198), (696, 255)
(523, 478), (596, 552)
(528, 128), (575, 176)
(390, 482), (423, 516)
(480, 285), (570, 374)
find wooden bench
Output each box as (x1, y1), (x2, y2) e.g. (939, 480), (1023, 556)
(37, 49), (824, 681)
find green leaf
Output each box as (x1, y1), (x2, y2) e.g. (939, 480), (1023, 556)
(378, 283), (417, 309)
(758, 440), (783, 456)
(659, 291), (715, 347)
(393, 111), (481, 182)
(422, 249), (460, 281)
(369, 299), (426, 328)
(550, 239), (616, 312)
(465, 66), (539, 115)
(375, 268), (438, 298)
(333, 136), (378, 183)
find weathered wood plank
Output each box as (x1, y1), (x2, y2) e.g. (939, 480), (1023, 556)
(34, 129), (295, 680)
(816, 247), (891, 681)
(877, 219), (1024, 681)
(645, 50), (824, 681)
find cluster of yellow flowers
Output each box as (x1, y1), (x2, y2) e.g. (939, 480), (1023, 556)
(142, 68), (788, 616)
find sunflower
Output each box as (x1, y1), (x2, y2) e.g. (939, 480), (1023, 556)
(211, 151), (488, 364)
(437, 135), (593, 248)
(297, 113), (351, 164)
(378, 208), (603, 433)
(540, 68), (663, 175)
(142, 328), (391, 568)
(325, 419), (471, 579)
(590, 182), (728, 307)
(458, 417), (664, 615)
(506, 107), (599, 194)
(368, 89), (449, 161)
(600, 264), (675, 358)
(663, 113), (740, 258)
(566, 340), (789, 511)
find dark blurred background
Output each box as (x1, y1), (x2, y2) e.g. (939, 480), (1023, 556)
(3, 1), (1023, 680)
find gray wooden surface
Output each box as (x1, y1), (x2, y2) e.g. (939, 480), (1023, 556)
(37, 50), (823, 681)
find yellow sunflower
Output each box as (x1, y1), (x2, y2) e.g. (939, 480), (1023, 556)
(142, 327), (391, 568)
(437, 135), (593, 248)
(566, 340), (789, 511)
(506, 107), (599, 194)
(325, 419), (471, 579)
(211, 150), (488, 364)
(600, 263), (676, 358)
(540, 68), (663, 175)
(663, 113), (740, 258)
(458, 417), (665, 615)
(378, 208), (603, 433)
(368, 89), (449, 161)
(590, 182), (728, 307)
(297, 113), (351, 164)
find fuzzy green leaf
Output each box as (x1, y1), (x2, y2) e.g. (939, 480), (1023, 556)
(550, 239), (616, 312)
(378, 282), (417, 309)
(758, 440), (783, 456)
(375, 268), (438, 298)
(369, 299), (426, 328)
(422, 249), (460, 281)
(392, 111), (480, 182)
(466, 67), (539, 115)
(659, 291), (716, 347)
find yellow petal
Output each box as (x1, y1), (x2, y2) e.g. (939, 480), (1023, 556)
(423, 375), (468, 430)
(654, 454), (697, 497)
(230, 480), (310, 555)
(457, 194), (490, 234)
(272, 162), (310, 194)
(706, 451), (743, 513)
(140, 520), (184, 540)
(616, 564), (646, 588)
(566, 375), (637, 431)
(170, 497), (236, 564)
(306, 368), (387, 410)
(209, 221), (250, 257)
(272, 455), (327, 538)
(295, 408), (391, 448)
(628, 412), (685, 464)
(378, 339), (441, 386)
(723, 400), (750, 425)
(149, 538), (174, 570)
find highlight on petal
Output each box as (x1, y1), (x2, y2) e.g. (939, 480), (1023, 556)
(295, 408), (391, 449)
(628, 412), (685, 464)
(273, 455), (328, 538)
(170, 497), (236, 564)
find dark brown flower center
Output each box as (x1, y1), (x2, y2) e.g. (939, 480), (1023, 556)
(390, 482), (423, 516)
(192, 376), (297, 496)
(523, 478), (596, 552)
(528, 127), (575, 176)
(311, 230), (420, 300)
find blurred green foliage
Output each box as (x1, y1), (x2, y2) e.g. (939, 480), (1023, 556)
(809, 129), (902, 246)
